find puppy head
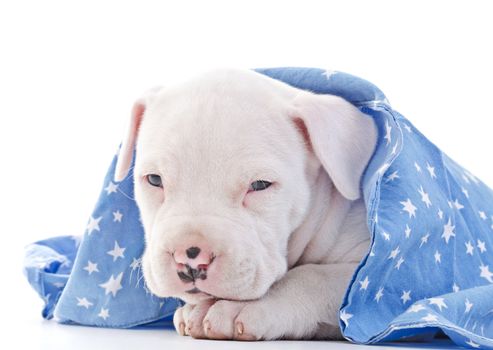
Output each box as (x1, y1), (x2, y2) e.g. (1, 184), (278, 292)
(115, 69), (376, 303)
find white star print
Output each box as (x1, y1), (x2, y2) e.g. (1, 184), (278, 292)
(441, 218), (456, 244)
(453, 283), (460, 293)
(107, 241), (126, 261)
(395, 257), (405, 270)
(322, 70), (338, 80)
(426, 162), (437, 179)
(340, 309), (353, 327)
(76, 297), (93, 309)
(113, 210), (123, 222)
(466, 241), (475, 255)
(400, 198), (417, 218)
(418, 186), (432, 208)
(465, 339), (480, 348)
(359, 276), (370, 290)
(453, 199), (464, 210)
(434, 250), (441, 264)
(407, 304), (426, 313)
(384, 120), (392, 146)
(104, 181), (118, 195)
(421, 313), (438, 322)
(479, 211), (487, 220)
(374, 287), (384, 302)
(477, 239), (487, 253)
(465, 299), (473, 313)
(388, 246), (400, 260)
(437, 208), (443, 219)
(461, 187), (469, 198)
(428, 297), (447, 311)
(99, 272), (124, 297)
(414, 162), (422, 172)
(391, 142), (399, 156)
(403, 124), (412, 133)
(83, 260), (99, 275)
(480, 264), (493, 283)
(382, 231), (391, 241)
(420, 233), (430, 248)
(98, 308), (110, 320)
(86, 216), (102, 235)
(404, 224), (411, 238)
(401, 290), (411, 304)
(386, 170), (399, 182)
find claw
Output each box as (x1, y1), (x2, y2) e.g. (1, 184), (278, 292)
(236, 322), (244, 335)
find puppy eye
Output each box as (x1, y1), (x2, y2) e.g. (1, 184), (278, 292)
(146, 174), (163, 188)
(248, 180), (272, 192)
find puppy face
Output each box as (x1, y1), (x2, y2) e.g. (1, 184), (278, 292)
(114, 69), (377, 304)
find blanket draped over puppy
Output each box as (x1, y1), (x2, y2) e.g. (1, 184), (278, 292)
(24, 67), (493, 348)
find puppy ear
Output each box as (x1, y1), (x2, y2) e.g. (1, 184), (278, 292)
(114, 87), (161, 182)
(292, 92), (377, 200)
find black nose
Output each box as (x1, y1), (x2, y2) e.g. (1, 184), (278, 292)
(186, 246), (201, 259)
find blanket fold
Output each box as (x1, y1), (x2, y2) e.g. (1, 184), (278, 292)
(24, 67), (493, 348)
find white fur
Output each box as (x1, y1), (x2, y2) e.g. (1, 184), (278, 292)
(115, 69), (377, 340)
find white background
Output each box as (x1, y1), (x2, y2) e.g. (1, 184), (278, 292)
(0, 1), (491, 349)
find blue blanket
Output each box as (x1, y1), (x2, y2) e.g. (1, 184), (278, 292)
(24, 67), (493, 348)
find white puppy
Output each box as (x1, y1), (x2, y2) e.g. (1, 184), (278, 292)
(114, 69), (377, 340)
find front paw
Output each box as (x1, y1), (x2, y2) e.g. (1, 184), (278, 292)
(173, 299), (215, 339)
(203, 299), (270, 341)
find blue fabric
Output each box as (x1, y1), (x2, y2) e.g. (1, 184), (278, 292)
(24, 67), (493, 348)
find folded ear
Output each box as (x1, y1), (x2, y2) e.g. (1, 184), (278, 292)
(291, 92), (377, 200)
(114, 87), (162, 182)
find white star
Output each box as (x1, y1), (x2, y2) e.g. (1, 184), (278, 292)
(104, 181), (118, 195)
(404, 224), (411, 238)
(461, 187), (469, 198)
(428, 297), (447, 311)
(382, 231), (391, 241)
(465, 339), (480, 348)
(99, 272), (124, 297)
(426, 162), (437, 179)
(441, 218), (456, 244)
(384, 120), (392, 146)
(86, 216), (102, 235)
(400, 198), (417, 218)
(388, 246), (400, 260)
(401, 290), (411, 304)
(340, 309), (353, 327)
(466, 241), (475, 255)
(83, 261), (99, 275)
(479, 211), (487, 220)
(130, 257), (141, 271)
(391, 142), (399, 156)
(98, 308), (110, 320)
(107, 241), (126, 261)
(386, 170), (399, 182)
(403, 124), (412, 133)
(113, 210), (123, 222)
(465, 299), (473, 313)
(322, 70), (338, 80)
(359, 276), (370, 291)
(434, 250), (441, 263)
(414, 162), (422, 172)
(421, 313), (438, 322)
(437, 208), (443, 219)
(480, 264), (493, 283)
(374, 287), (384, 302)
(76, 297), (93, 309)
(417, 186), (432, 208)
(453, 199), (464, 210)
(420, 233), (430, 248)
(395, 257), (405, 270)
(453, 283), (460, 293)
(477, 240), (487, 253)
(407, 304), (426, 313)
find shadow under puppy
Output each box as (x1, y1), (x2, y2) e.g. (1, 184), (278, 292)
(114, 69), (377, 340)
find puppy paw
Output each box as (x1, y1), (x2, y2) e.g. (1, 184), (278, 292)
(173, 300), (215, 339)
(203, 299), (270, 341)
